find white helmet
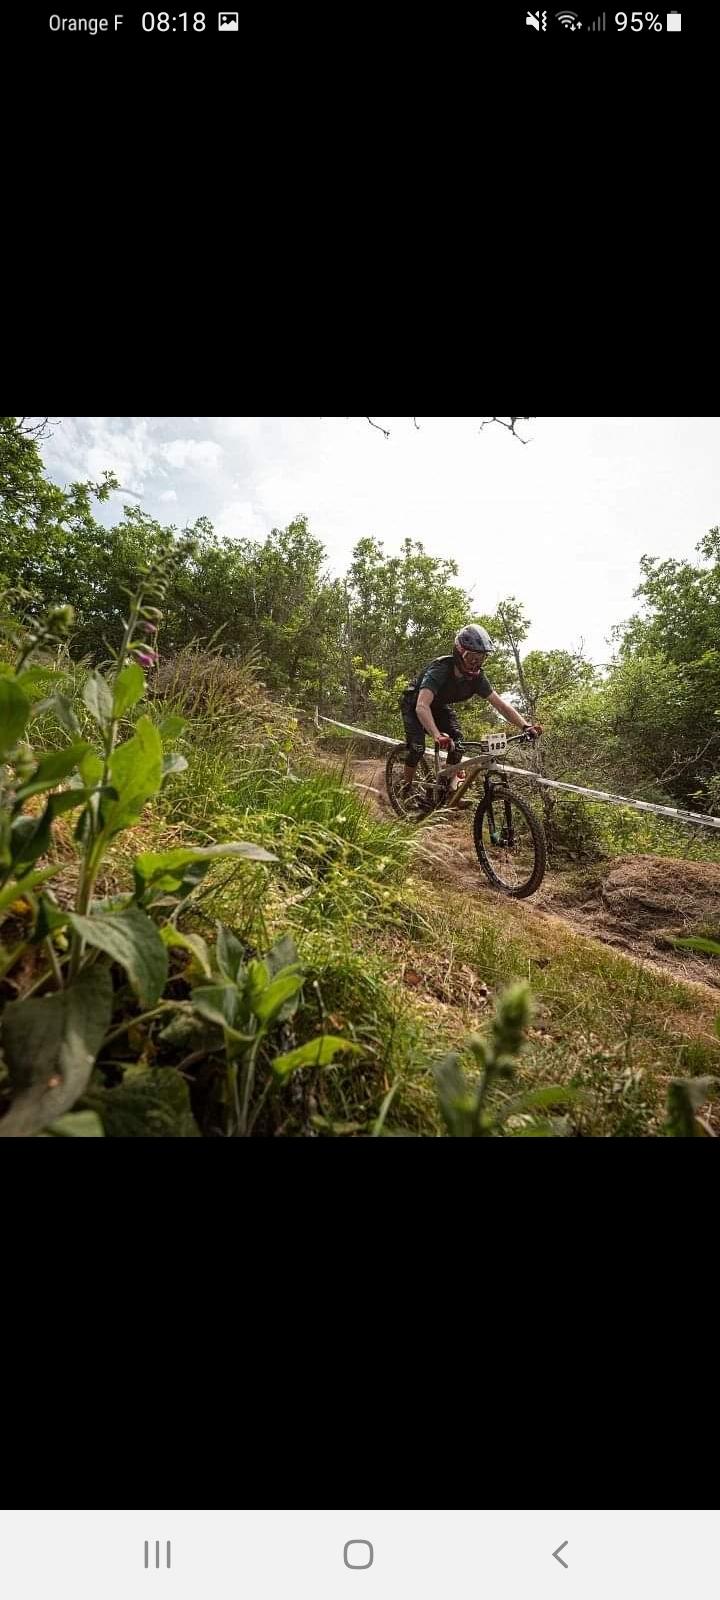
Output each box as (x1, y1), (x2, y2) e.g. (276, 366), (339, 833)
(453, 624), (494, 678)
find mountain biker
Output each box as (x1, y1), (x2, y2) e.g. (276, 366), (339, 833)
(399, 625), (543, 797)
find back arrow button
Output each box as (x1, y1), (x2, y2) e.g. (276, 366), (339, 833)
(552, 1542), (569, 1569)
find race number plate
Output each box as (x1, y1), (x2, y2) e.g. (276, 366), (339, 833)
(480, 732), (508, 755)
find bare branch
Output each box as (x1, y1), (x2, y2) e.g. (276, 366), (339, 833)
(362, 416), (532, 442)
(479, 416), (534, 444)
(658, 734), (720, 783)
(17, 417), (59, 441)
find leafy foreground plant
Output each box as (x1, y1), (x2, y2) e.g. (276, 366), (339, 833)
(0, 546), (358, 1137)
(434, 981), (580, 1137)
(138, 925), (361, 1136)
(434, 975), (719, 1139)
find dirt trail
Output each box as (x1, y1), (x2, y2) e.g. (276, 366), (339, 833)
(348, 757), (720, 993)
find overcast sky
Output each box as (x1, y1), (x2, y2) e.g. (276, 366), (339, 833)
(39, 416), (719, 665)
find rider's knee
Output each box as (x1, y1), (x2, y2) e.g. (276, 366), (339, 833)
(405, 743), (424, 768)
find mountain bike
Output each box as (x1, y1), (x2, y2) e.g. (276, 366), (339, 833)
(385, 729), (547, 899)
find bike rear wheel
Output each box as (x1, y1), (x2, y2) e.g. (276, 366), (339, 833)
(473, 784), (546, 898)
(385, 744), (435, 819)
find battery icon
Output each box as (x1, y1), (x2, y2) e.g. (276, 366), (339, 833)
(666, 10), (681, 27)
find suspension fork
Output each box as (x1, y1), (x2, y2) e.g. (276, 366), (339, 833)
(484, 770), (515, 847)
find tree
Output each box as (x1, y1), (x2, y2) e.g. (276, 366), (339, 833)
(0, 415), (121, 642)
(618, 527), (720, 666)
(611, 527), (720, 806)
(342, 536), (472, 722)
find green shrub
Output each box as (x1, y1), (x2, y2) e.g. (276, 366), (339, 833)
(0, 560), (358, 1137)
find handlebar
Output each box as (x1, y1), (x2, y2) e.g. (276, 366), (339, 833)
(439, 729), (541, 753)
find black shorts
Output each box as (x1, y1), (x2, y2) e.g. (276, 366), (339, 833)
(399, 693), (464, 768)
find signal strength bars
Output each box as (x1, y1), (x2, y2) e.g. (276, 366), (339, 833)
(589, 11), (606, 24)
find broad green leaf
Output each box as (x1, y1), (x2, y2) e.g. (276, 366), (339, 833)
(673, 936), (720, 957)
(44, 1110), (105, 1137)
(216, 923), (245, 984)
(272, 1035), (362, 1079)
(496, 1085), (583, 1122)
(262, 935), (303, 1022)
(79, 748), (104, 787)
(10, 787), (91, 873)
(0, 677), (30, 759)
(28, 695), (60, 719)
(161, 751), (189, 783)
(0, 966), (113, 1138)
(100, 717), (163, 836)
(253, 970), (303, 1025)
(74, 806), (92, 848)
(82, 670), (114, 730)
(161, 925), (214, 979)
(47, 693), (82, 737)
(133, 840), (277, 897)
(84, 1066), (200, 1138)
(157, 1009), (222, 1051)
(190, 984), (251, 1038)
(0, 864), (68, 915)
(67, 906), (169, 1008)
(246, 959), (268, 1008)
(112, 662), (145, 718)
(89, 892), (133, 914)
(433, 1053), (478, 1137)
(157, 713), (188, 739)
(29, 893), (71, 945)
(13, 741), (91, 802)
(16, 665), (69, 695)
(265, 933), (301, 977)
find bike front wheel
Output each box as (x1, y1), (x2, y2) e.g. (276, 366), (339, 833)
(473, 784), (546, 898)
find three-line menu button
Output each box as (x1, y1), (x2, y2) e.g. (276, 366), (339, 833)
(145, 1542), (172, 1569)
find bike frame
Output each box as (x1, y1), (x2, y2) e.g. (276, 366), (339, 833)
(424, 733), (532, 811)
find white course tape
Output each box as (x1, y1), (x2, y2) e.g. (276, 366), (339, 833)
(314, 712), (400, 747)
(498, 765), (720, 832)
(315, 711), (720, 834)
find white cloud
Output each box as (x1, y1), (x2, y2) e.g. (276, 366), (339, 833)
(159, 489), (178, 503)
(213, 498), (267, 540)
(161, 438), (224, 473)
(43, 417), (165, 496)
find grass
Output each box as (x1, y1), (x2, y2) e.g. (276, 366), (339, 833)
(395, 870), (720, 1135)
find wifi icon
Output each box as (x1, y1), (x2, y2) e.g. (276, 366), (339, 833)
(555, 8), (582, 24)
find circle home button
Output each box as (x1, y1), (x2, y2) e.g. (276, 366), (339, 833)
(344, 1542), (374, 1570)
